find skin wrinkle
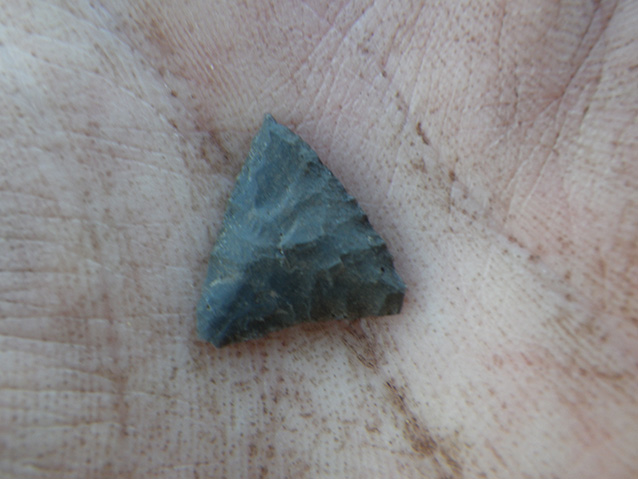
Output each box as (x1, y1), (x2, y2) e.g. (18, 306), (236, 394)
(277, 3), (369, 121)
(492, 21), (627, 328)
(402, 15), (433, 120)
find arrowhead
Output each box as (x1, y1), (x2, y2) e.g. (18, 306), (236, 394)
(197, 114), (406, 347)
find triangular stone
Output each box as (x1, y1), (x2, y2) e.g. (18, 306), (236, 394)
(197, 114), (406, 347)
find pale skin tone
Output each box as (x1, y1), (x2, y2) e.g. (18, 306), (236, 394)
(1, 1), (637, 478)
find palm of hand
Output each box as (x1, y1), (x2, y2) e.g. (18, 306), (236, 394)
(2, 1), (636, 478)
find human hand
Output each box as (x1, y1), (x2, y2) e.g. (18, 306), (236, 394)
(2, 1), (636, 478)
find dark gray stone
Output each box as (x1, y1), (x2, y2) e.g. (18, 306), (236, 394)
(197, 114), (405, 347)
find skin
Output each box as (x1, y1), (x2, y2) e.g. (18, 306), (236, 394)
(1, 0), (636, 477)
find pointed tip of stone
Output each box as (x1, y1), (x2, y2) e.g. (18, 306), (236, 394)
(197, 114), (406, 347)
(260, 114), (281, 135)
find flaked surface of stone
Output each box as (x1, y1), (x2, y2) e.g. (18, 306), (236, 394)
(197, 114), (405, 347)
